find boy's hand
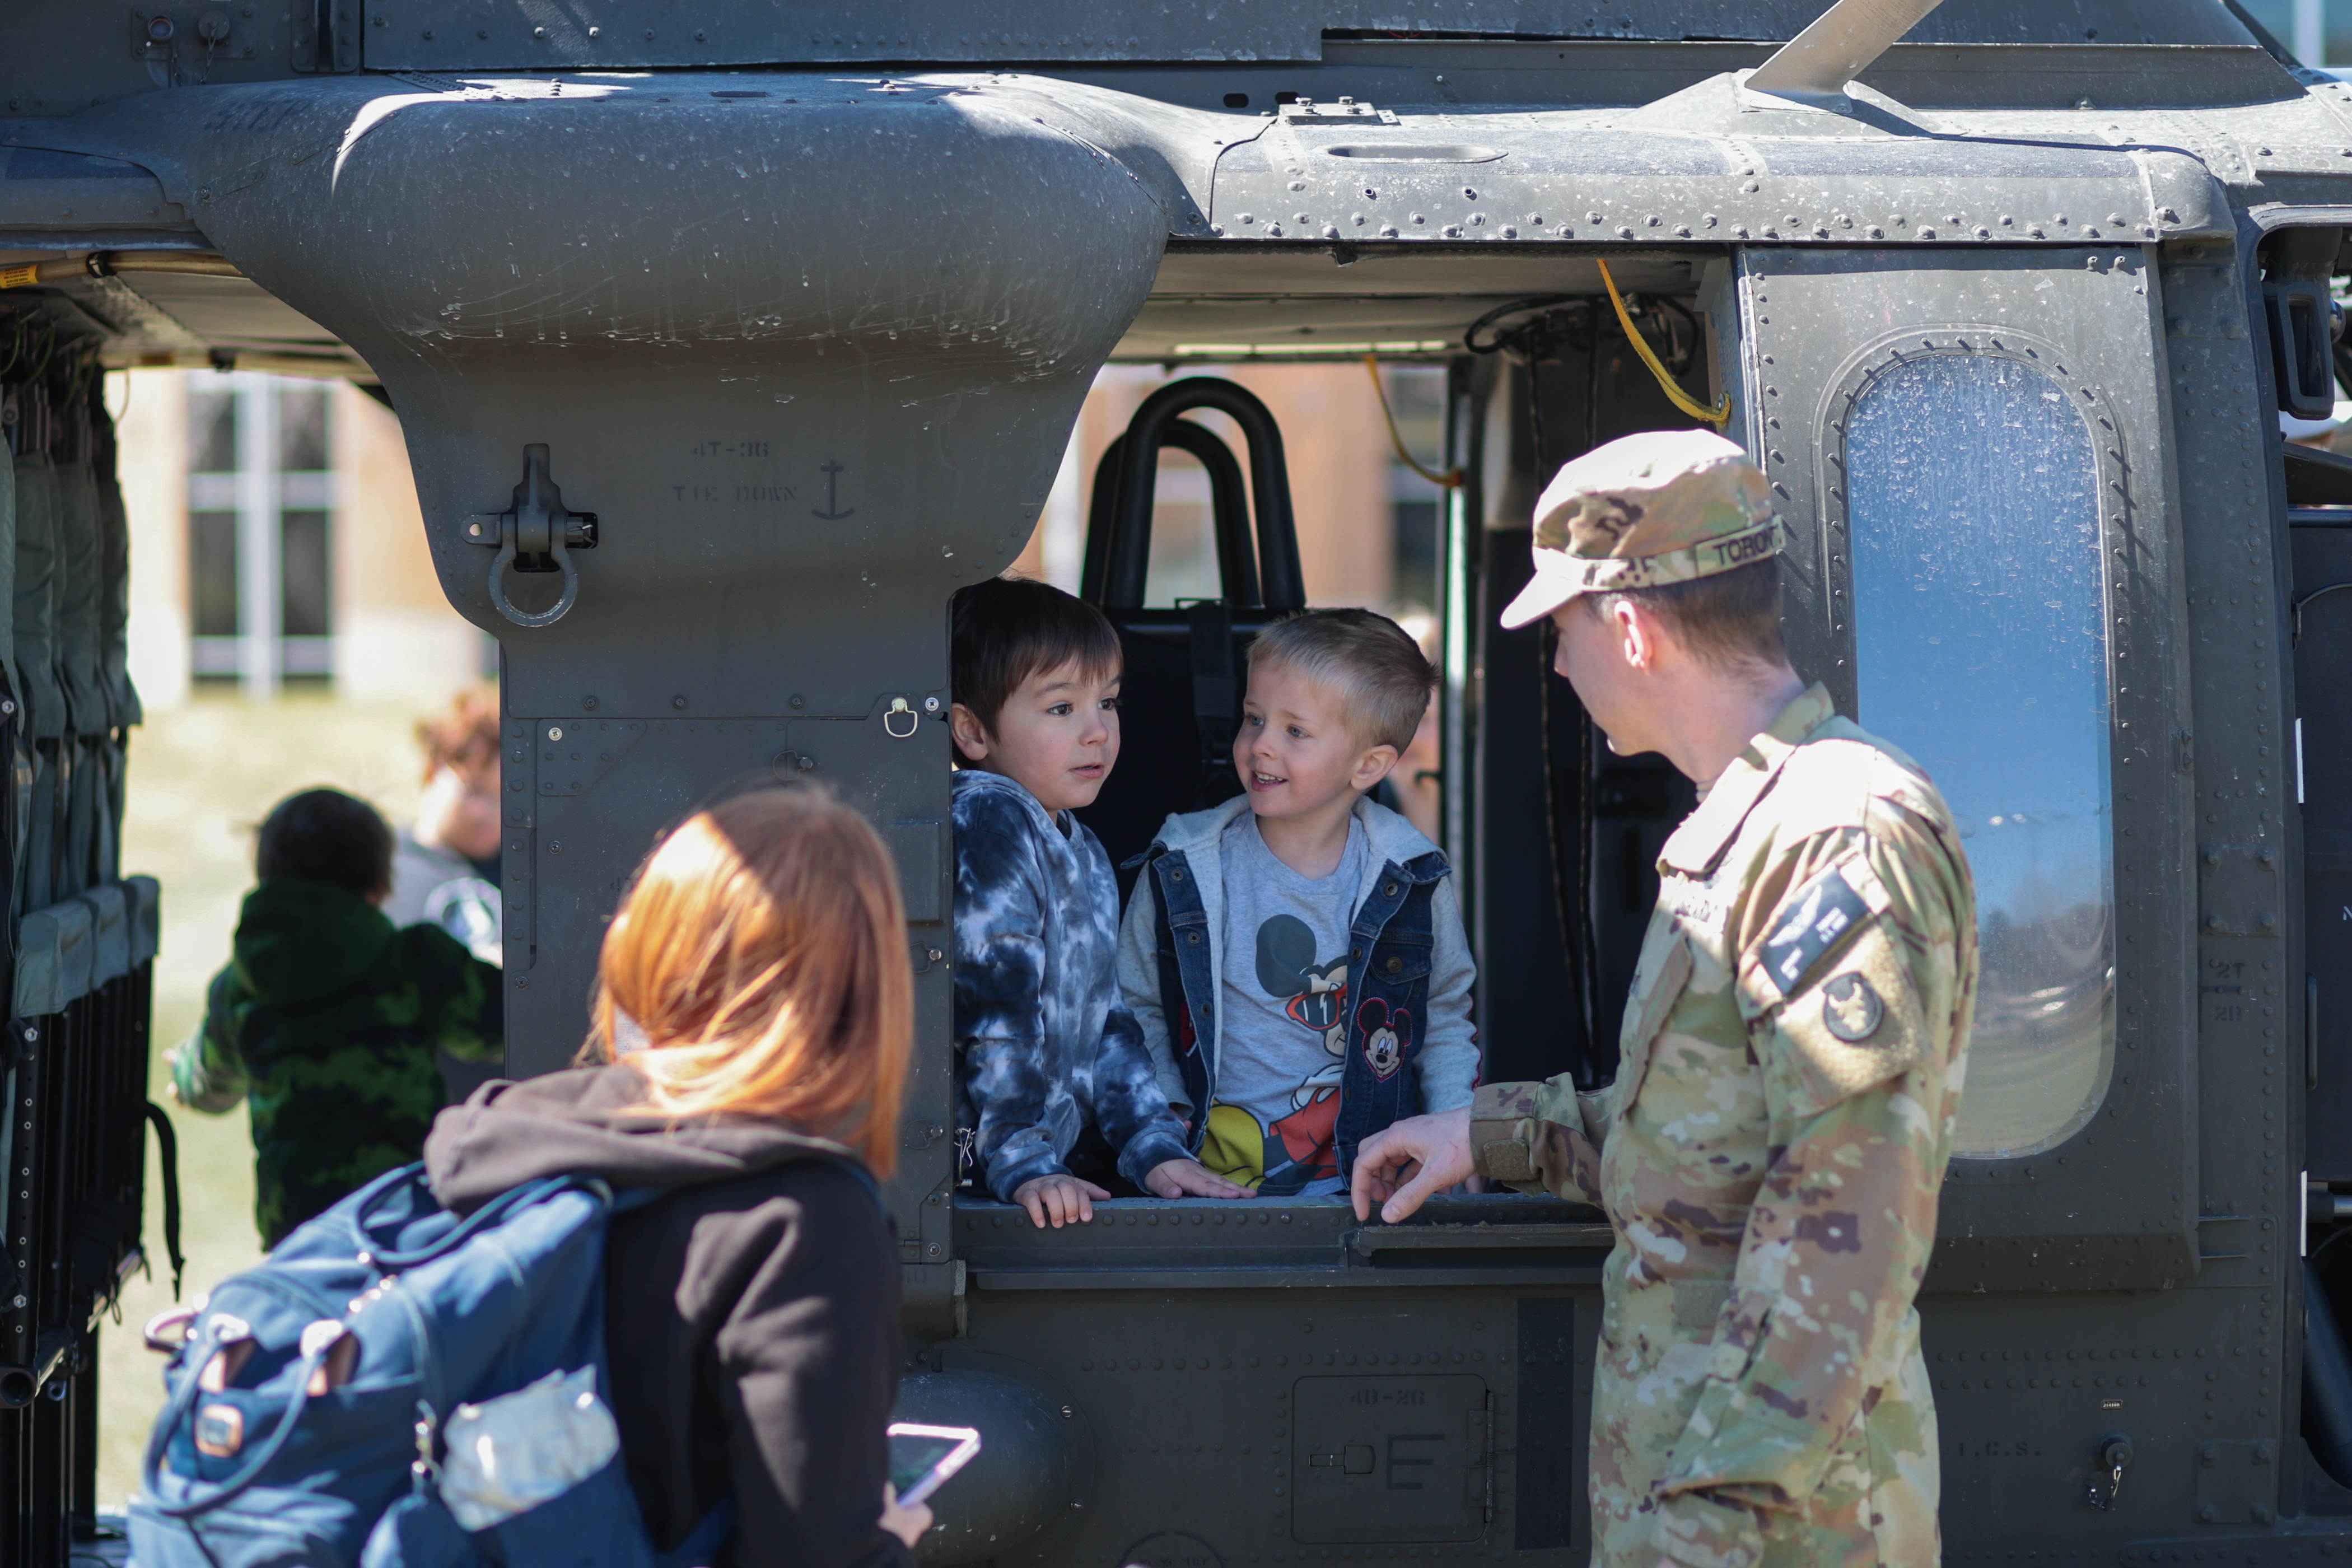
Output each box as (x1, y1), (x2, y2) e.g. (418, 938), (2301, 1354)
(1143, 1158), (1256, 1200)
(1011, 1173), (1111, 1229)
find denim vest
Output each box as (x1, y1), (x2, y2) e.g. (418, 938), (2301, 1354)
(1137, 841), (1450, 1176)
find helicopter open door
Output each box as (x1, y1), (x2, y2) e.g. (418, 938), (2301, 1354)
(1734, 246), (2205, 1290)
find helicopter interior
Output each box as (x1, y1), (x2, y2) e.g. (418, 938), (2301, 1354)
(1062, 246), (1728, 1132)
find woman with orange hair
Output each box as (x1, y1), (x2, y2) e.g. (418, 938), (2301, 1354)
(423, 786), (931, 1567)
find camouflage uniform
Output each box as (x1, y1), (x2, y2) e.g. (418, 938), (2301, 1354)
(1482, 430), (1980, 1567)
(171, 878), (504, 1245)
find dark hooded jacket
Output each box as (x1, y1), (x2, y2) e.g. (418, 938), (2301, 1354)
(424, 1063), (915, 1568)
(170, 878), (502, 1245)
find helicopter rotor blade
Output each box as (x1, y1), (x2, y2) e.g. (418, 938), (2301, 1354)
(1746, 0), (1947, 98)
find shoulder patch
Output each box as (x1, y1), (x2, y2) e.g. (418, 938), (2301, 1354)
(1757, 865), (1869, 999)
(1820, 972), (1885, 1042)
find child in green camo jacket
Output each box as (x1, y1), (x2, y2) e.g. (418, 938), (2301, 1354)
(170, 787), (503, 1246)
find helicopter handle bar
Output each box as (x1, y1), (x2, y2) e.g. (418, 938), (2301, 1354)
(1083, 419), (1261, 609)
(1096, 378), (1304, 612)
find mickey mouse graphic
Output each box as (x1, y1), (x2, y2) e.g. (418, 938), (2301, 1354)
(1259, 914), (1346, 1058)
(1356, 997), (1410, 1081)
(1257, 914), (1347, 1183)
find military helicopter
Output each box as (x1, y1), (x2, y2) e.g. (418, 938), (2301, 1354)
(7, 0), (2352, 1560)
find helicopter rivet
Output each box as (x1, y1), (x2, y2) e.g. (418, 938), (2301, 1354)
(673, 696), (688, 710)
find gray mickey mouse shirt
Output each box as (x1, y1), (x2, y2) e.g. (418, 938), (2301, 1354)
(951, 769), (1192, 1201)
(1209, 813), (1371, 1196)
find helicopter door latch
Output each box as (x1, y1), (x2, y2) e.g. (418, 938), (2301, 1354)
(464, 444), (599, 629)
(2085, 1434), (2132, 1510)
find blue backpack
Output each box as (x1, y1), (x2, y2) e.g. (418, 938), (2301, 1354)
(128, 1163), (732, 1568)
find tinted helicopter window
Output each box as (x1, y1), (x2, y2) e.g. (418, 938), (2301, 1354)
(1847, 353), (2115, 1159)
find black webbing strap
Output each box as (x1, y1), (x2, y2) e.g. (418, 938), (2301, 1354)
(1188, 599), (1239, 809)
(143, 1101), (184, 1299)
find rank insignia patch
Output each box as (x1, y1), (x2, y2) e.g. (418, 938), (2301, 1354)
(1821, 971), (1886, 1042)
(1759, 865), (1870, 998)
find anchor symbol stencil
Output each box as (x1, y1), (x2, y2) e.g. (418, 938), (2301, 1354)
(811, 460), (856, 521)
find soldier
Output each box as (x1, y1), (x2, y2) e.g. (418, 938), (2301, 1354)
(1351, 429), (1978, 1568)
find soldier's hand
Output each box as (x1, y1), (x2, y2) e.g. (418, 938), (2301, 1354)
(1144, 1158), (1257, 1200)
(1011, 1173), (1112, 1229)
(1351, 1109), (1475, 1224)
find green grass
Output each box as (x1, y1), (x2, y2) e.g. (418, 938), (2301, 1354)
(98, 690), (441, 1511)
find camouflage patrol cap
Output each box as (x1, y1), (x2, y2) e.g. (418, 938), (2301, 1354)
(1498, 428), (1780, 630)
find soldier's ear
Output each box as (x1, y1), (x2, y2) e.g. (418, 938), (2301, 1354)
(1614, 597), (1681, 674)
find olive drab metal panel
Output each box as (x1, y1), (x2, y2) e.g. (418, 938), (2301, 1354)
(1739, 248), (2199, 1289)
(2297, 516), (2352, 1178)
(88, 75), (1175, 1281)
(351, 0), (2251, 72)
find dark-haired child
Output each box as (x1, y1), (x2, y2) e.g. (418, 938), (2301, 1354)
(170, 787), (503, 1245)
(950, 576), (1251, 1228)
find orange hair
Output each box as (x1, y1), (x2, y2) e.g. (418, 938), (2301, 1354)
(416, 684), (501, 782)
(587, 786), (912, 1176)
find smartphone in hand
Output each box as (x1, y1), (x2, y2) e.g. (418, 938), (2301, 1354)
(887, 1422), (982, 1509)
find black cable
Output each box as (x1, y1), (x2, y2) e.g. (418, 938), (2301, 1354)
(1586, 302), (1606, 454)
(1535, 621), (1581, 1079)
(1465, 295), (1576, 355)
(1654, 293), (1703, 375)
(1578, 712), (1600, 1070)
(2296, 581), (2352, 643)
(141, 1102), (183, 1300)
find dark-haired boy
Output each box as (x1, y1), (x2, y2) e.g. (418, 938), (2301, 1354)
(170, 787), (503, 1245)
(950, 575), (1252, 1228)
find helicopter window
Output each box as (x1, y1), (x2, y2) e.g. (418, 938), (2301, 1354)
(1845, 352), (2116, 1160)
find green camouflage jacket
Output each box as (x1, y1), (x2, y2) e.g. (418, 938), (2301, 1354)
(1472, 685), (1977, 1568)
(170, 878), (505, 1246)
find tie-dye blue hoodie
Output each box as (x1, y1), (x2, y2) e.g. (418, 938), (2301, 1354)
(952, 769), (1192, 1201)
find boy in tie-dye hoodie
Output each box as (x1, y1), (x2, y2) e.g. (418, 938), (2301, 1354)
(949, 577), (1253, 1229)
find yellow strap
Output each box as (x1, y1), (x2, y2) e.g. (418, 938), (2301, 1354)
(1363, 354), (1462, 489)
(0, 264), (39, 291)
(1595, 258), (1732, 428)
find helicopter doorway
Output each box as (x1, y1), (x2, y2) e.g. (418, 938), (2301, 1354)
(1464, 284), (1727, 1091)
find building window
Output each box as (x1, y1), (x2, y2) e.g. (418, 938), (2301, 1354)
(1847, 351), (2116, 1160)
(186, 374), (335, 692)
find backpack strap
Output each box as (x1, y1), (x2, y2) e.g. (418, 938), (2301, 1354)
(142, 1315), (345, 1520)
